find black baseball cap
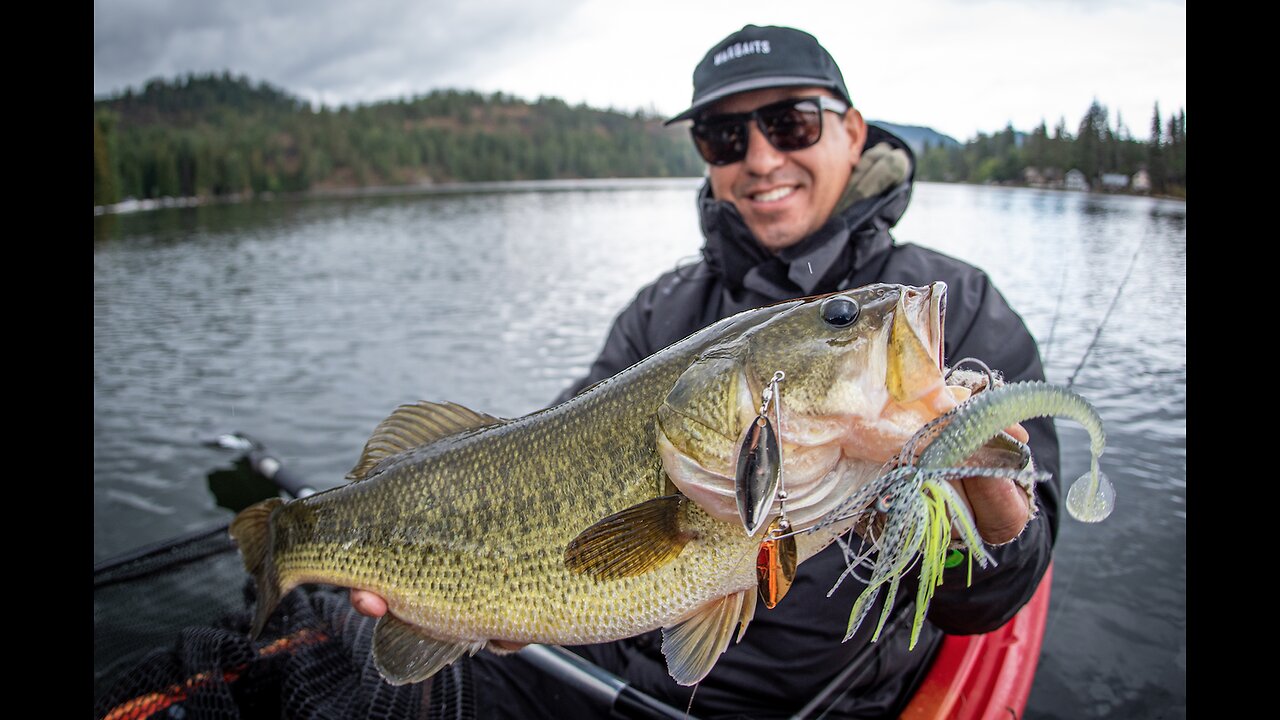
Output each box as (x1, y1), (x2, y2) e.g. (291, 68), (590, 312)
(665, 25), (852, 125)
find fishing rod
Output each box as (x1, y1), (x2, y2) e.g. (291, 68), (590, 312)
(517, 645), (694, 720)
(1064, 234), (1146, 389)
(1038, 233), (1147, 389)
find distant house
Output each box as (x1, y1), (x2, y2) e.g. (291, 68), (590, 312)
(1101, 173), (1129, 190)
(1132, 169), (1151, 193)
(1065, 169), (1090, 191)
(1023, 167), (1046, 187)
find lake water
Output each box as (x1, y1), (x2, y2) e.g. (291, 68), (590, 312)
(93, 178), (1187, 718)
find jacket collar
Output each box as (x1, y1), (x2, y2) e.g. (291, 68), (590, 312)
(698, 124), (916, 300)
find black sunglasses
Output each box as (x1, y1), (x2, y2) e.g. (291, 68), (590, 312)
(690, 96), (850, 166)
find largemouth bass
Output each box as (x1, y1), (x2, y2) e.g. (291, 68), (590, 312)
(231, 282), (998, 687)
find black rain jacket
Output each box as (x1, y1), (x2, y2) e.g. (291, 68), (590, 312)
(552, 125), (1061, 719)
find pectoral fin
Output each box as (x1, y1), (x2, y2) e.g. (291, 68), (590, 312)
(661, 589), (754, 686)
(372, 615), (485, 686)
(564, 495), (694, 579)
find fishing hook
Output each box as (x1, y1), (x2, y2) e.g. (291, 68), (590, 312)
(945, 357), (995, 393)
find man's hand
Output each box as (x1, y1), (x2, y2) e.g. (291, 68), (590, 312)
(351, 589), (388, 618)
(948, 422), (1035, 545)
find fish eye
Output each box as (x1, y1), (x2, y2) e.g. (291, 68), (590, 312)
(820, 296), (860, 328)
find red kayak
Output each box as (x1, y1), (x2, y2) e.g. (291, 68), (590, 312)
(900, 564), (1053, 719)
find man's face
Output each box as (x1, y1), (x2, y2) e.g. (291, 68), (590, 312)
(704, 86), (867, 253)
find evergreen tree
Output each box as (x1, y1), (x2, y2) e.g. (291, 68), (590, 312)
(1165, 107), (1186, 195)
(1026, 120), (1049, 174)
(94, 112), (119, 205)
(93, 74), (704, 200)
(1050, 117), (1071, 173)
(1148, 102), (1166, 194)
(1076, 100), (1108, 181)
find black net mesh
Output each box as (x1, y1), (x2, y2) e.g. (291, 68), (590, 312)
(94, 525), (249, 702)
(93, 526), (473, 720)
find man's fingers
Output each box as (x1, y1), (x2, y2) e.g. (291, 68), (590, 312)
(962, 475), (1032, 545)
(1005, 422), (1030, 444)
(351, 589), (388, 618)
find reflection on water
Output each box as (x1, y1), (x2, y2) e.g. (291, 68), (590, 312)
(94, 178), (1185, 718)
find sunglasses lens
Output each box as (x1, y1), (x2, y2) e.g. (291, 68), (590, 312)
(692, 120), (747, 165)
(691, 98), (827, 165)
(759, 100), (823, 151)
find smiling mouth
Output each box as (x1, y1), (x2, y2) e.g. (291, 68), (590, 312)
(750, 186), (796, 203)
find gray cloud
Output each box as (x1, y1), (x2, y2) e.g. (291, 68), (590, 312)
(93, 0), (1183, 140)
(94, 0), (588, 104)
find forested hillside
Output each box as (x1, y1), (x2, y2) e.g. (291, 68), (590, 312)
(915, 101), (1186, 197)
(93, 74), (1185, 206)
(93, 73), (704, 205)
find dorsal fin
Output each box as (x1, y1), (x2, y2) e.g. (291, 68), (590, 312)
(347, 401), (504, 480)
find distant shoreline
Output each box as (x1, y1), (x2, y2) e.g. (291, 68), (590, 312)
(92, 176), (1185, 217)
(93, 177), (707, 216)
(916, 180), (1186, 203)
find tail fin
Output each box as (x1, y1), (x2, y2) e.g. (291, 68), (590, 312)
(229, 497), (285, 639)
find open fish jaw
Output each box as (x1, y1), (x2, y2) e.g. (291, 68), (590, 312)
(657, 282), (957, 536)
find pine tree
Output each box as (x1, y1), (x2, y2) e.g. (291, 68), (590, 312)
(1076, 100), (1108, 181)
(93, 112), (119, 205)
(1148, 102), (1166, 194)
(1165, 107), (1186, 195)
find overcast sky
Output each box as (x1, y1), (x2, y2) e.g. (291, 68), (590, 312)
(93, 0), (1186, 142)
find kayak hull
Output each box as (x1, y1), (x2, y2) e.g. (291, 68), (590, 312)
(900, 563), (1053, 720)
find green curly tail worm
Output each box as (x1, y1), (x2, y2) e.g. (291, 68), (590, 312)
(920, 380), (1112, 522)
(841, 380), (1110, 651)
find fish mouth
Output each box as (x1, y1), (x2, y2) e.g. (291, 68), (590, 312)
(653, 283), (955, 533)
(764, 282), (953, 530)
(884, 282), (950, 407)
(902, 281), (947, 372)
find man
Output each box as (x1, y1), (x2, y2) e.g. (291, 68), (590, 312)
(354, 24), (1060, 717)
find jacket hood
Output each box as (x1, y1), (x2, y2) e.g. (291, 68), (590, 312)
(698, 123), (916, 300)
